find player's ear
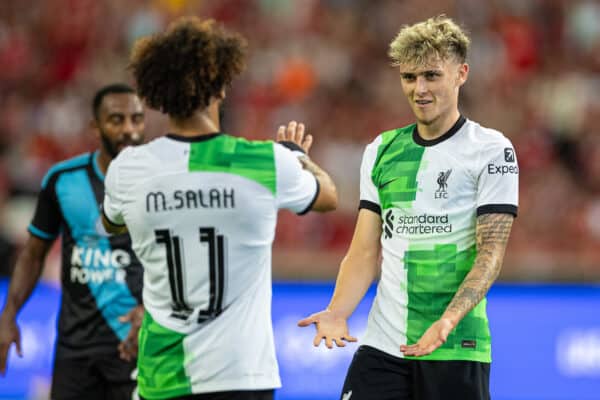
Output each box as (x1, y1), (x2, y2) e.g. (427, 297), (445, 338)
(457, 63), (469, 87)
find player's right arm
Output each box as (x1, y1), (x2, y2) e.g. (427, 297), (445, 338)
(297, 209), (381, 348)
(0, 235), (53, 375)
(298, 138), (381, 348)
(0, 167), (62, 375)
(297, 155), (337, 212)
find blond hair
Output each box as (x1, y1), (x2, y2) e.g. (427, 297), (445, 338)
(389, 15), (470, 66)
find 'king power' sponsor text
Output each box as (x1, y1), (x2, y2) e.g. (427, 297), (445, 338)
(70, 246), (131, 284)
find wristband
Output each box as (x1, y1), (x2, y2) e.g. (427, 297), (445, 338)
(279, 141), (306, 155)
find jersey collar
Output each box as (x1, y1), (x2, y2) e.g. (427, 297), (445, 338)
(92, 151), (105, 182)
(166, 132), (223, 142)
(412, 115), (466, 147)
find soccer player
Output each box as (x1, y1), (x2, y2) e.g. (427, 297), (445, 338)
(298, 16), (518, 400)
(0, 84), (146, 400)
(101, 17), (337, 400)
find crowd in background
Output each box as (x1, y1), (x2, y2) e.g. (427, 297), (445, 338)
(1, 0), (600, 280)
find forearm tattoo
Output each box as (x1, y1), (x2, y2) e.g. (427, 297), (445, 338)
(298, 156), (322, 175)
(299, 156), (334, 185)
(445, 213), (514, 320)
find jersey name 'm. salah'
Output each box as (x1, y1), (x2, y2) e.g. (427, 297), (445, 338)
(146, 187), (236, 213)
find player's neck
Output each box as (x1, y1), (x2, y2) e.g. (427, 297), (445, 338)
(169, 103), (220, 137)
(416, 109), (461, 141)
(96, 150), (112, 176)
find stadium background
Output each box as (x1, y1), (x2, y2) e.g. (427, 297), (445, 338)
(0, 0), (599, 399)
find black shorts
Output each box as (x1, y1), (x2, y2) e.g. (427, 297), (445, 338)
(341, 345), (490, 400)
(51, 354), (136, 400)
(139, 390), (274, 400)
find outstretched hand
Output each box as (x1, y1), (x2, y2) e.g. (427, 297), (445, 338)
(117, 305), (144, 362)
(297, 309), (357, 349)
(400, 318), (454, 357)
(276, 121), (313, 155)
(0, 314), (22, 376)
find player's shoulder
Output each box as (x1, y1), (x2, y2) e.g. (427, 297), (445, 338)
(226, 135), (277, 162)
(380, 123), (415, 145)
(463, 119), (513, 149)
(363, 122), (415, 157)
(231, 135), (275, 153)
(111, 139), (160, 168)
(41, 152), (92, 188)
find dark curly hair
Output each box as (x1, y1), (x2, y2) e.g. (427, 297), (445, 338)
(129, 17), (247, 119)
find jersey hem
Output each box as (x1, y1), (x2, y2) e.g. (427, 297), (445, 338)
(404, 350), (491, 363)
(360, 340), (491, 363)
(139, 385), (191, 400)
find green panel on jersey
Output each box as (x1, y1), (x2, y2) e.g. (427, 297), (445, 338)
(372, 125), (425, 209)
(188, 134), (276, 194)
(404, 244), (491, 362)
(137, 312), (192, 399)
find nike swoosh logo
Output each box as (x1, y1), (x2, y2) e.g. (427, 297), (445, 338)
(342, 390), (353, 400)
(379, 178), (399, 189)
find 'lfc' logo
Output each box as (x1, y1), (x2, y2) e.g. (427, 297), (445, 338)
(435, 169), (452, 199)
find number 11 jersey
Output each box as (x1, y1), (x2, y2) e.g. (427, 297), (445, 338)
(103, 133), (319, 399)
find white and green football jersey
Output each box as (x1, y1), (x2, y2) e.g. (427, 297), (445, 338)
(103, 133), (318, 399)
(359, 116), (518, 363)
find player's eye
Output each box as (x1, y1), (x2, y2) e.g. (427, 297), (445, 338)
(401, 74), (416, 82)
(425, 71), (441, 80)
(109, 115), (124, 124)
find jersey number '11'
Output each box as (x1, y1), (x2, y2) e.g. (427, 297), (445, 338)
(154, 227), (226, 323)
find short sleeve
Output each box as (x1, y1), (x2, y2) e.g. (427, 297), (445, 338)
(358, 140), (381, 215)
(274, 143), (319, 215)
(476, 139), (519, 217)
(28, 177), (61, 241)
(103, 158), (126, 226)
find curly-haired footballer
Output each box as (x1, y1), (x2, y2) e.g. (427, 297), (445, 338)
(101, 17), (338, 400)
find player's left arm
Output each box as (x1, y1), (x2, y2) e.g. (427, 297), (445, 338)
(401, 212), (514, 357)
(276, 121), (338, 212)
